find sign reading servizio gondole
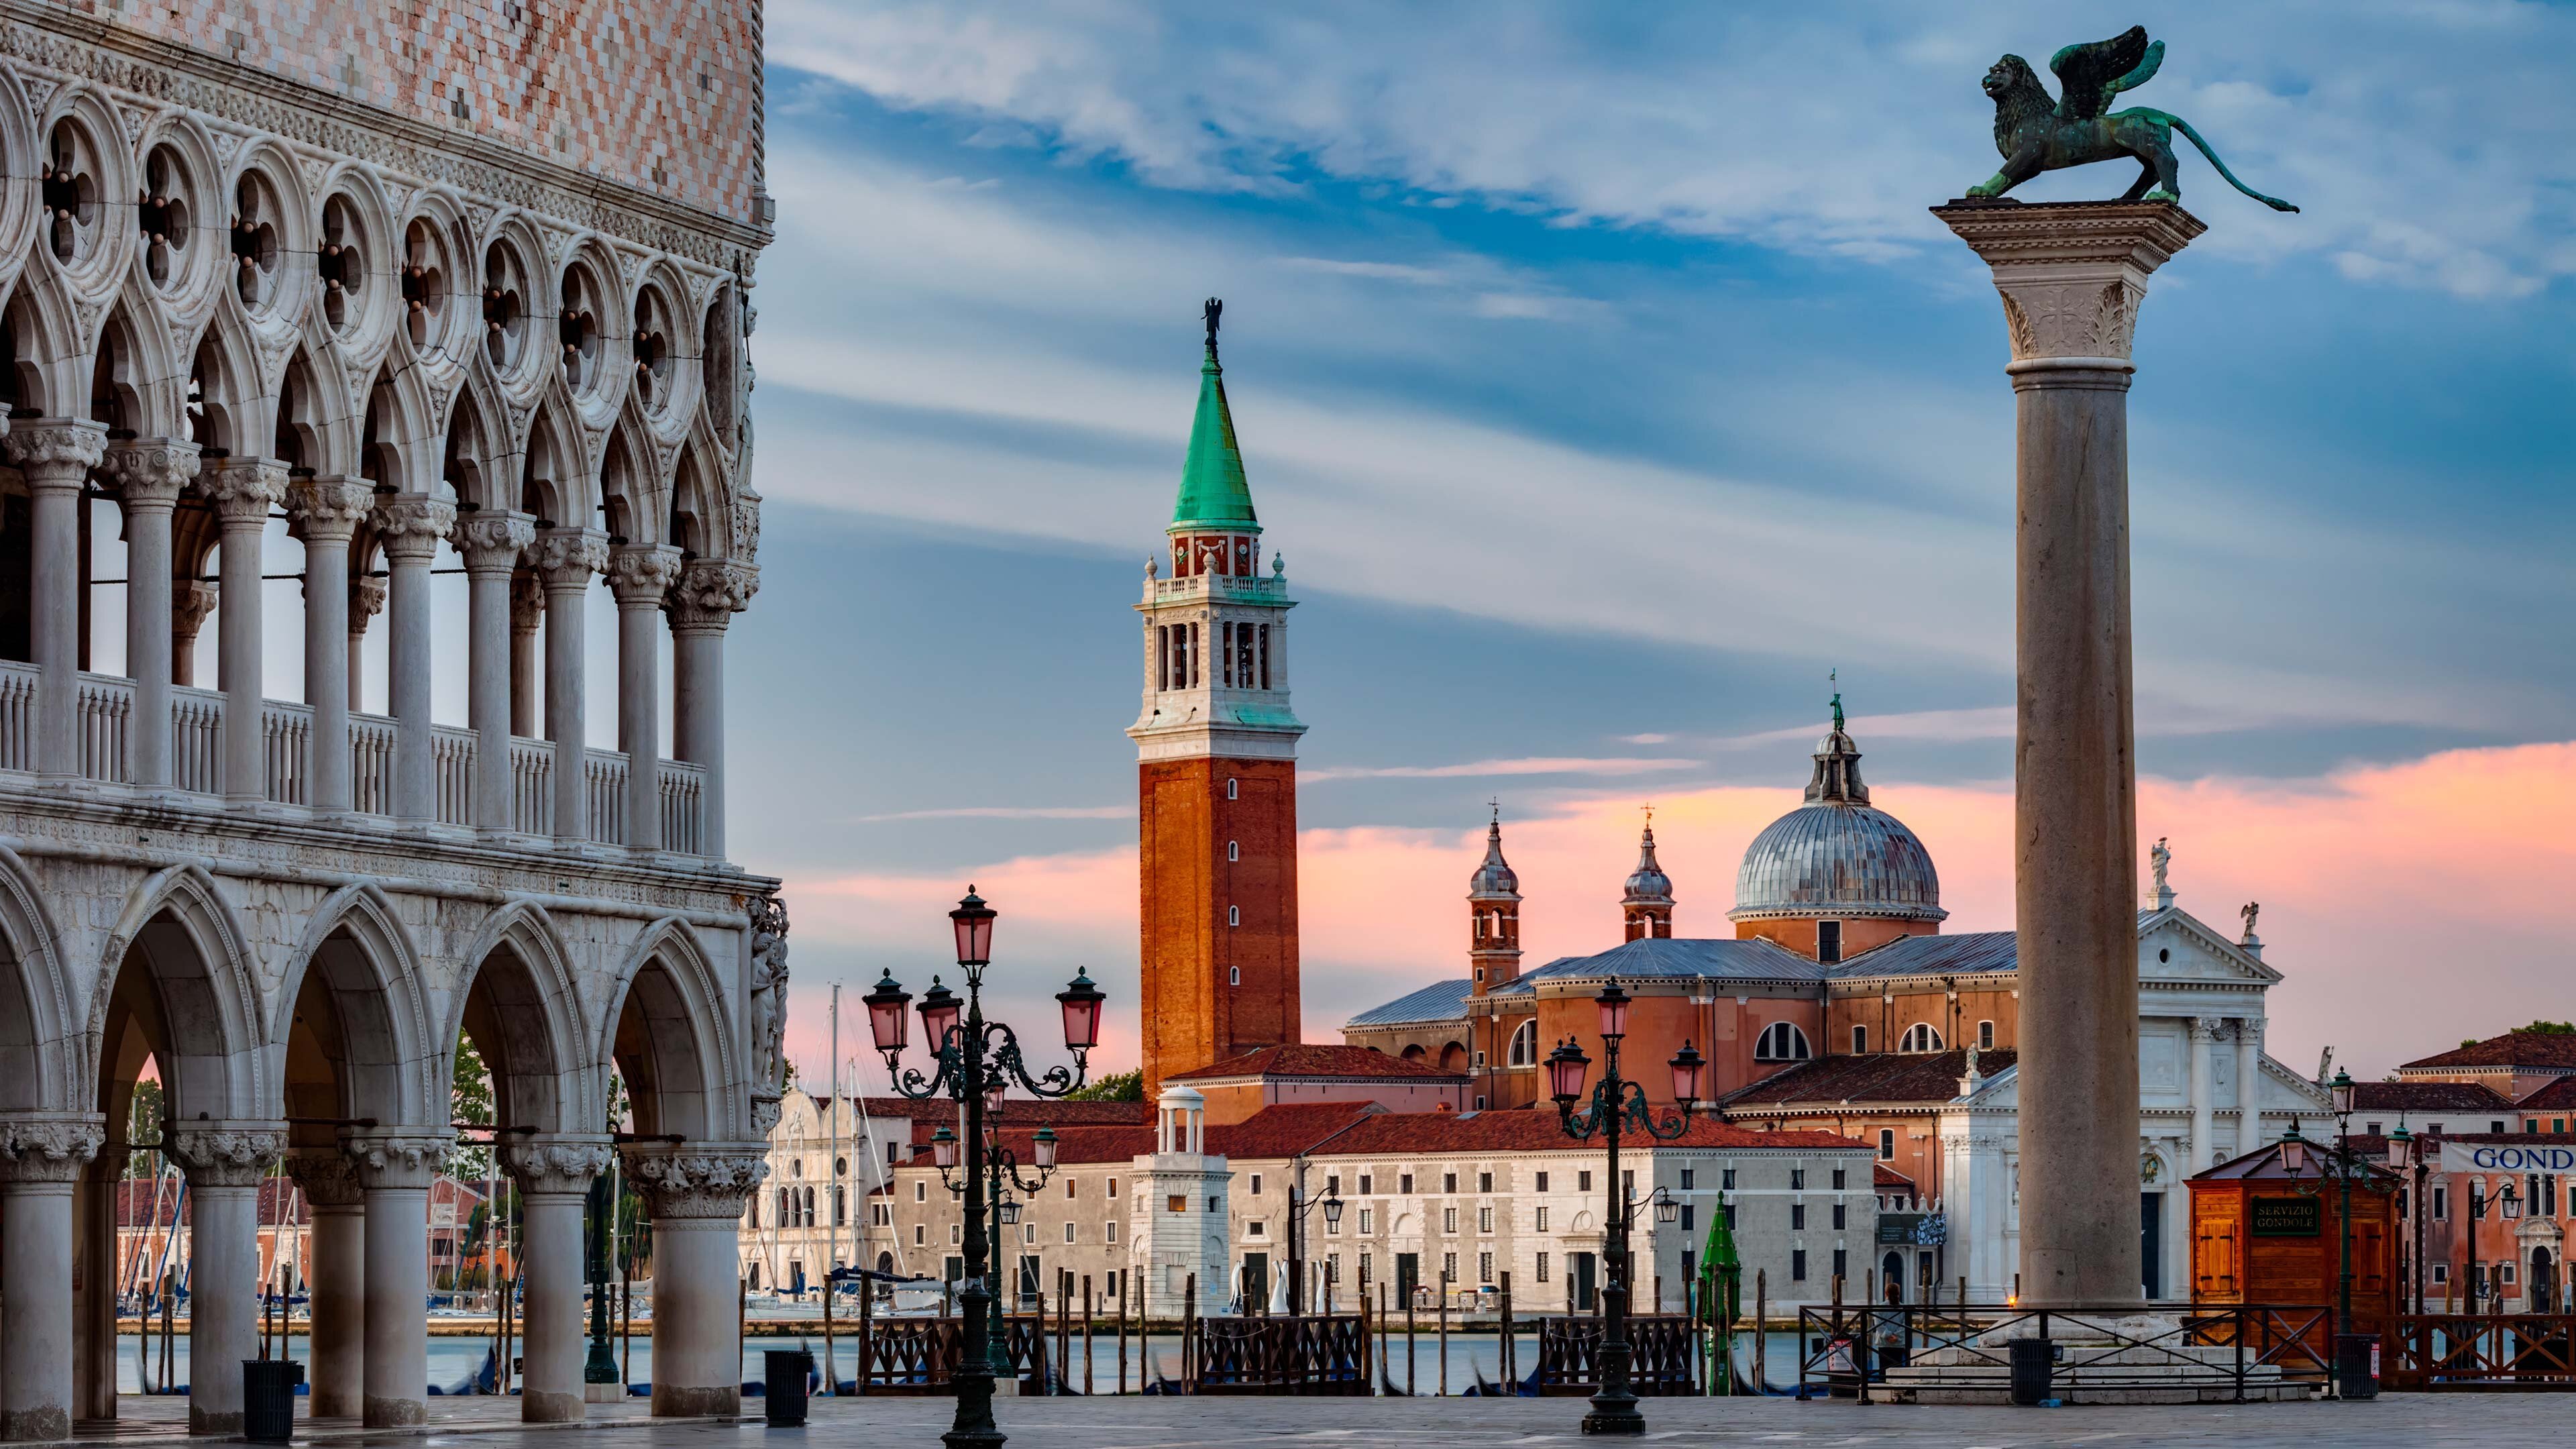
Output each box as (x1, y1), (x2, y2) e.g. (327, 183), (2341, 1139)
(2443, 1142), (2576, 1173)
(2249, 1196), (2322, 1237)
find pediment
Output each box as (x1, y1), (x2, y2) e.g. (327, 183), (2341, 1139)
(2138, 907), (2282, 986)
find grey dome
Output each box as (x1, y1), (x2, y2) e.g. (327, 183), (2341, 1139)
(1728, 802), (1945, 922)
(1469, 816), (1519, 896)
(1623, 824), (1672, 904)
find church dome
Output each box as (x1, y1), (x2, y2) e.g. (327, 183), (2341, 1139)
(1728, 698), (1945, 924)
(1622, 822), (1672, 905)
(1469, 813), (1519, 897)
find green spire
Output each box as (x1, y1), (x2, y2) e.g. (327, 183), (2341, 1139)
(1171, 298), (1258, 532)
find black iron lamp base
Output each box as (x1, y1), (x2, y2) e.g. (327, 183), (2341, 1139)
(1582, 1391), (1646, 1436)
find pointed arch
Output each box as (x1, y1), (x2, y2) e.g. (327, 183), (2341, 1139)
(273, 345), (356, 478)
(186, 310), (265, 458)
(268, 883), (439, 1130)
(597, 916), (740, 1142)
(0, 63), (42, 298)
(440, 368), (508, 511)
(447, 900), (592, 1134)
(90, 864), (268, 1121)
(598, 410), (662, 545)
(90, 290), (185, 437)
(3, 268), (84, 419)
(667, 427), (726, 559)
(0, 844), (76, 1114)
(360, 363), (441, 496)
(518, 389), (592, 529)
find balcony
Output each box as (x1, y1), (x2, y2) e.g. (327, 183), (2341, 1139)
(0, 659), (708, 853)
(1151, 573), (1287, 604)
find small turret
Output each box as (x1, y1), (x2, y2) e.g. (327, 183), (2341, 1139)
(1622, 811), (1675, 942)
(1468, 805), (1521, 994)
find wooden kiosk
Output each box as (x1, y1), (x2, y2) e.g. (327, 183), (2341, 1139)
(2188, 1136), (2398, 1351)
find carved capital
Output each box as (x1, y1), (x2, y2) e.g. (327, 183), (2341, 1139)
(454, 509), (539, 574)
(608, 543), (684, 606)
(99, 438), (201, 508)
(618, 1144), (769, 1220)
(370, 494), (458, 563)
(1931, 201), (2204, 366)
(282, 1148), (366, 1208)
(284, 476), (376, 545)
(0, 1113), (106, 1183)
(204, 458), (291, 523)
(166, 1122), (288, 1188)
(340, 1129), (453, 1191)
(509, 570), (545, 631)
(668, 559), (758, 631)
(172, 581), (219, 639)
(500, 1136), (614, 1197)
(532, 527), (610, 589)
(2191, 1016), (2225, 1043)
(1, 419), (107, 484)
(347, 576), (386, 633)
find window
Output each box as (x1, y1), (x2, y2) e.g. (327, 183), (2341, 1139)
(1578, 1171), (1593, 1192)
(1022, 1224), (1035, 1244)
(1227, 778), (1238, 800)
(1479, 1171), (1493, 1193)
(1108, 1221), (1120, 1243)
(1248, 1221), (1265, 1238)
(1536, 1207), (1549, 1232)
(1474, 1051), (1486, 1069)
(1358, 1208), (1373, 1233)
(1832, 1248), (1847, 1281)
(1228, 841), (1239, 861)
(1537, 1252), (1551, 1283)
(1360, 1252), (1373, 1285)
(1978, 1020), (1996, 1051)
(1067, 1179), (1078, 1199)
(1442, 1252), (1457, 1283)
(1681, 1204), (1695, 1231)
(1508, 1020), (1540, 1067)
(1479, 1252), (1494, 1284)
(1064, 1222), (1076, 1244)
(1790, 1169), (1806, 1190)
(835, 1186), (847, 1225)
(1623, 1170), (1633, 1199)
(1326, 1175), (1340, 1195)
(1724, 1203), (1737, 1228)
(1535, 1171), (1549, 1193)
(1792, 1250), (1807, 1281)
(1817, 920), (1843, 964)
(1443, 1207), (1458, 1233)
(1680, 1168), (1695, 1190)
(872, 1203), (890, 1227)
(2493, 1120), (2508, 1134)
(1791, 1204), (1807, 1230)
(1444, 1173), (1458, 1193)
(1880, 1128), (1895, 1159)
(1755, 1022), (1812, 1063)
(1360, 1174), (1373, 1195)
(1479, 1207), (1493, 1232)
(1831, 1203), (1847, 1230)
(1169, 1195), (1187, 1214)
(1401, 1173), (1415, 1194)
(1899, 1023), (1943, 1053)
(2432, 1264), (2449, 1284)
(1251, 1174), (1263, 1195)
(1228, 906), (1240, 928)
(1721, 1169), (1735, 1191)
(1831, 1168), (1847, 1190)
(1109, 1177), (1120, 1198)
(950, 1224), (961, 1244)
(915, 1181), (927, 1203)
(885, 1140), (901, 1167)
(1327, 1253), (1340, 1284)
(1851, 1024), (1868, 1054)
(914, 1225), (926, 1245)
(1209, 1197), (1221, 1213)
(2434, 1185), (2449, 1220)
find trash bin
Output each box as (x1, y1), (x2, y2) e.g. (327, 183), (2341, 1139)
(243, 1359), (301, 1444)
(764, 1349), (810, 1427)
(2007, 1337), (2052, 1406)
(2334, 1333), (2379, 1400)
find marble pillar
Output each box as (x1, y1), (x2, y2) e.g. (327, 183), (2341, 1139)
(342, 1130), (448, 1428)
(502, 1138), (613, 1422)
(1936, 199), (2204, 1308)
(97, 441), (200, 790)
(509, 570), (543, 738)
(619, 1146), (768, 1417)
(608, 545), (683, 853)
(75, 1156), (120, 1422)
(284, 1150), (368, 1419)
(346, 574), (384, 713)
(372, 497), (454, 825)
(286, 480), (374, 814)
(205, 460), (288, 804)
(2190, 1018), (2218, 1171)
(172, 581), (217, 690)
(2236, 1018), (2263, 1155)
(165, 1124), (287, 1436)
(0, 1116), (106, 1442)
(456, 512), (538, 834)
(532, 529), (607, 845)
(669, 561), (755, 860)
(2, 423), (107, 783)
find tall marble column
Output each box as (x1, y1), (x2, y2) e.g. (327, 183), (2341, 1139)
(1936, 199), (2203, 1308)
(287, 480), (374, 814)
(532, 529), (607, 845)
(75, 1153), (121, 1421)
(205, 460), (289, 804)
(2, 423), (107, 783)
(372, 498), (455, 825)
(0, 1116), (105, 1442)
(620, 1146), (768, 1417)
(457, 512), (537, 834)
(172, 581), (217, 690)
(341, 1130), (448, 1428)
(346, 574), (384, 712)
(608, 545), (682, 853)
(166, 1124), (286, 1436)
(502, 1138), (612, 1422)
(2190, 1018), (2218, 1171)
(509, 570), (543, 737)
(284, 1150), (368, 1419)
(669, 561), (756, 860)
(2235, 1018), (2263, 1155)
(97, 440), (199, 790)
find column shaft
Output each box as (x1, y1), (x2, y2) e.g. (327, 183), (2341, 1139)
(5, 424), (107, 782)
(669, 561), (753, 861)
(509, 572), (542, 738)
(310, 1204), (368, 1416)
(534, 531), (606, 845)
(206, 462), (287, 804)
(288, 480), (371, 814)
(621, 1148), (763, 1418)
(103, 443), (197, 791)
(2189, 1021), (2215, 1171)
(0, 1181), (78, 1440)
(343, 1131), (447, 1430)
(458, 513), (537, 834)
(172, 582), (215, 691)
(165, 1125), (282, 1438)
(2236, 1021), (2262, 1154)
(609, 546), (682, 852)
(518, 1193), (588, 1420)
(373, 498), (453, 824)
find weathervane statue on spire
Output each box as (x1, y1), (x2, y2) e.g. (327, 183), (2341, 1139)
(1203, 296), (1222, 358)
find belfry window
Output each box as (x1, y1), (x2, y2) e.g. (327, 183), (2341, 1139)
(1228, 906), (1240, 928)
(1227, 778), (1238, 800)
(1228, 841), (1239, 862)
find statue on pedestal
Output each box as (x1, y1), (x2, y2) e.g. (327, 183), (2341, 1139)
(747, 896), (791, 1133)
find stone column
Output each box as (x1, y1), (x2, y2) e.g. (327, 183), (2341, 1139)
(608, 545), (682, 853)
(669, 561), (756, 860)
(532, 529), (607, 845)
(97, 441), (199, 790)
(2190, 1018), (2218, 1171)
(284, 1150), (367, 1419)
(2235, 1018), (2263, 1155)
(341, 1130), (448, 1428)
(371, 497), (455, 825)
(172, 581), (217, 689)
(620, 1146), (769, 1417)
(501, 1138), (612, 1423)
(1937, 199), (2202, 1308)
(204, 460), (289, 804)
(0, 1116), (105, 1442)
(3, 423), (106, 782)
(165, 1124), (286, 1436)
(286, 479), (373, 814)
(456, 512), (537, 834)
(509, 571), (543, 737)
(346, 574), (384, 712)
(76, 1154), (120, 1421)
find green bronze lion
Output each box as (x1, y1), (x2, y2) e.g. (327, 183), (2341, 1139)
(1968, 27), (2297, 212)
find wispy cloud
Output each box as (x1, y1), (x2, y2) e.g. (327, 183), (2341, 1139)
(855, 805), (1130, 822)
(1303, 756), (1702, 783)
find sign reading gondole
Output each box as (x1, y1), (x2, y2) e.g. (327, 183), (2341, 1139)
(2443, 1142), (2576, 1174)
(2249, 1196), (2322, 1237)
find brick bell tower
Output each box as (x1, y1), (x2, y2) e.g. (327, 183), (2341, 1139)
(1130, 299), (1307, 1100)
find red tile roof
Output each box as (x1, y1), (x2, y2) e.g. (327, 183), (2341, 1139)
(2349, 1080), (2516, 1114)
(951, 1102), (1865, 1167)
(847, 1097), (1148, 1126)
(2514, 1078), (2576, 1112)
(1719, 1049), (2011, 1112)
(1875, 1163), (1917, 1192)
(2398, 1032), (2576, 1073)
(1165, 1044), (1465, 1083)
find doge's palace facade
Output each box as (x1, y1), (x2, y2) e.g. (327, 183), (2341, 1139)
(0, 1), (779, 1438)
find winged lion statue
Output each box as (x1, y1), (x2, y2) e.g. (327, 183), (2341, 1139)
(1967, 27), (2297, 213)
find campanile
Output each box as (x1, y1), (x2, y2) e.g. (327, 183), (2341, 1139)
(1129, 300), (1307, 1099)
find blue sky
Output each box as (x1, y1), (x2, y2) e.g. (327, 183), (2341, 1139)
(733, 2), (2576, 1083)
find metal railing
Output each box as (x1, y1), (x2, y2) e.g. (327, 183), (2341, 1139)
(2384, 1313), (2576, 1389)
(1796, 1302), (2330, 1401)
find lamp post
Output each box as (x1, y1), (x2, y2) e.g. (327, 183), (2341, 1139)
(2279, 1069), (2397, 1399)
(2386, 1126), (2427, 1317)
(1284, 1161), (1346, 1317)
(1545, 979), (1707, 1436)
(866, 888), (1106, 1449)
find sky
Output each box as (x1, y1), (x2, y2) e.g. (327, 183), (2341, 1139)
(731, 1), (2576, 1093)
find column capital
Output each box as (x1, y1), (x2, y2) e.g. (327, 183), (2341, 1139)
(165, 1121), (288, 1187)
(455, 508), (539, 574)
(174, 580), (220, 637)
(282, 1147), (367, 1208)
(510, 570), (545, 631)
(617, 1142), (769, 1220)
(0, 1112), (105, 1183)
(2191, 1016), (2226, 1042)
(286, 476), (376, 545)
(339, 1128), (453, 1191)
(608, 542), (684, 606)
(531, 527), (610, 589)
(348, 576), (386, 633)
(0, 418), (106, 483)
(668, 559), (759, 631)
(1931, 200), (2204, 368)
(204, 457), (291, 522)
(370, 494), (458, 563)
(99, 437), (201, 507)
(500, 1134), (614, 1197)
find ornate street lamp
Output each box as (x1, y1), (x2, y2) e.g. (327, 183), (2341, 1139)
(2279, 1075), (2398, 1399)
(871, 888), (1103, 1448)
(2387, 1126), (2430, 1316)
(1550, 977), (1702, 1436)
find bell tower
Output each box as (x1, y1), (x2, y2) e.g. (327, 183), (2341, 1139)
(1622, 812), (1676, 941)
(1130, 300), (1307, 1100)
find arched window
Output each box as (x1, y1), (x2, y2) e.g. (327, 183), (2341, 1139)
(1978, 1020), (1996, 1051)
(1507, 1019), (1539, 1067)
(1754, 1022), (1811, 1063)
(804, 1185), (818, 1225)
(1900, 1023), (1943, 1053)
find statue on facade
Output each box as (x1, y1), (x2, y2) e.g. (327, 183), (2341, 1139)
(2239, 900), (2260, 940)
(2151, 836), (2170, 896)
(1966, 27), (2299, 212)
(748, 896), (791, 1130)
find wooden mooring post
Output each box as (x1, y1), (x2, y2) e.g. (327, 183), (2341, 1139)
(1753, 1269), (1766, 1391)
(1499, 1271), (1515, 1389)
(1438, 1272), (1450, 1396)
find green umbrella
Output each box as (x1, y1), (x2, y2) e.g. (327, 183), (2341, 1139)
(1696, 1197), (1743, 1395)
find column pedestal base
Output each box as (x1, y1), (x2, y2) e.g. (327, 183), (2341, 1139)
(586, 1383), (626, 1403)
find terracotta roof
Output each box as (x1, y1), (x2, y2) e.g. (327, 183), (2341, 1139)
(950, 1102), (1863, 1167)
(1167, 1044), (1465, 1083)
(2398, 1032), (2576, 1073)
(2515, 1078), (2576, 1112)
(849, 1097), (1148, 1126)
(1717, 1049), (2013, 1112)
(2349, 1080), (2516, 1114)
(1874, 1163), (1917, 1191)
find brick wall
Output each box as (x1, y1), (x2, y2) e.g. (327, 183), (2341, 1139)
(1138, 756), (1300, 1098)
